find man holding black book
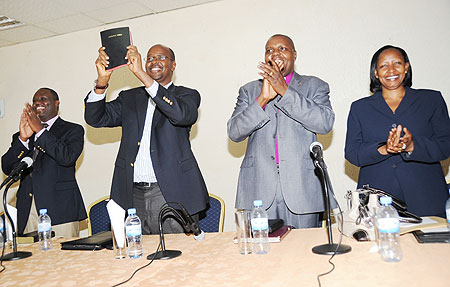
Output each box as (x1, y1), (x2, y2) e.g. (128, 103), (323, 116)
(84, 44), (209, 234)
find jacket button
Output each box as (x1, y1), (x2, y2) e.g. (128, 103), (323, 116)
(130, 163), (134, 167)
(137, 141), (140, 146)
(29, 193), (33, 197)
(392, 164), (396, 168)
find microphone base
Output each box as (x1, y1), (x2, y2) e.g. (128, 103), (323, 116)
(147, 249), (182, 260)
(0, 251), (32, 261)
(312, 243), (351, 255)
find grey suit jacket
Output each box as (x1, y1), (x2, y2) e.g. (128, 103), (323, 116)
(227, 72), (335, 213)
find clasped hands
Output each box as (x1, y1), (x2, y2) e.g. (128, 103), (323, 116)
(256, 61), (288, 108)
(379, 124), (414, 155)
(19, 103), (44, 142)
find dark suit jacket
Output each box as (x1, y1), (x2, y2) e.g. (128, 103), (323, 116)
(84, 84), (209, 215)
(345, 87), (450, 217)
(1, 117), (87, 234)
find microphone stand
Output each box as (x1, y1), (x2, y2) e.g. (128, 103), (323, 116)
(147, 206), (189, 260)
(1, 174), (32, 261)
(312, 158), (351, 255)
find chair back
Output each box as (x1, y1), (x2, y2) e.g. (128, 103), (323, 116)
(199, 193), (225, 232)
(87, 196), (111, 236)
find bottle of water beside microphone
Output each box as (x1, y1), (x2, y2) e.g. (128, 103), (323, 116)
(125, 208), (143, 259)
(38, 208), (52, 251)
(375, 196), (402, 262)
(251, 200), (270, 254)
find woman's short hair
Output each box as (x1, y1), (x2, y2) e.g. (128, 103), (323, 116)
(369, 45), (412, 93)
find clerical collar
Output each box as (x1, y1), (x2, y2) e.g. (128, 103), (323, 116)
(285, 72), (294, 85)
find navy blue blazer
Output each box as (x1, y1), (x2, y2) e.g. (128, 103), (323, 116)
(84, 84), (209, 215)
(345, 87), (450, 217)
(1, 118), (87, 234)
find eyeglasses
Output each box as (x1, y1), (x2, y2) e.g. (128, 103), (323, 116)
(144, 55), (172, 62)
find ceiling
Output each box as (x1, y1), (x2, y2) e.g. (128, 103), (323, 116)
(0, 0), (219, 48)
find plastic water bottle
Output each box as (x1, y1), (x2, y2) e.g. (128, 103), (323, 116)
(125, 208), (143, 259)
(375, 196), (402, 262)
(250, 200), (270, 254)
(38, 208), (52, 250)
(445, 188), (450, 230)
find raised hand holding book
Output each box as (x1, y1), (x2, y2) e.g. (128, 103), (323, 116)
(100, 27), (132, 70)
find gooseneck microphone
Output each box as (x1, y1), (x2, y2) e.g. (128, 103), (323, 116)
(1, 157), (33, 189)
(178, 204), (204, 240)
(309, 142), (324, 163)
(0, 157), (34, 261)
(309, 141), (351, 255)
(147, 202), (204, 260)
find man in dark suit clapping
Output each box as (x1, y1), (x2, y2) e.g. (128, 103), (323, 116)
(2, 88), (87, 236)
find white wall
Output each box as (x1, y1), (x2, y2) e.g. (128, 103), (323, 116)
(1, 0), (449, 233)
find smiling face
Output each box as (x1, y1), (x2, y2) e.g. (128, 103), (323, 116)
(145, 44), (176, 86)
(374, 48), (410, 92)
(32, 89), (59, 122)
(265, 35), (297, 77)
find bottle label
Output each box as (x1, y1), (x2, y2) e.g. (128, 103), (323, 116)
(251, 218), (268, 231)
(377, 218), (399, 233)
(126, 225), (142, 236)
(38, 222), (51, 232)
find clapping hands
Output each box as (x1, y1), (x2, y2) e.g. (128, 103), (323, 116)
(386, 125), (414, 154)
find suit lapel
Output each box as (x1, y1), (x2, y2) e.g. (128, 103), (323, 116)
(291, 72), (303, 89)
(152, 84), (176, 129)
(394, 87), (418, 116)
(370, 91), (394, 116)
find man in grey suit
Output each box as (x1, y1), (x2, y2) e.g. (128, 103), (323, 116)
(227, 34), (334, 228)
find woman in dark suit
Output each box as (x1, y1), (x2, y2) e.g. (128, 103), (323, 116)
(345, 45), (450, 217)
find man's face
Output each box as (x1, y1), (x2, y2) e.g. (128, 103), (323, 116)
(145, 45), (176, 86)
(32, 89), (59, 122)
(265, 36), (297, 77)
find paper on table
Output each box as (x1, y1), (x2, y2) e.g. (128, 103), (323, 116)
(400, 216), (447, 234)
(106, 199), (125, 248)
(5, 204), (17, 241)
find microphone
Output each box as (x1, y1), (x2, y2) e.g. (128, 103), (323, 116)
(309, 141), (323, 162)
(179, 205), (204, 240)
(2, 157), (33, 187)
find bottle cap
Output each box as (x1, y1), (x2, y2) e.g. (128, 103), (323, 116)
(128, 208), (136, 215)
(380, 196), (392, 206)
(253, 200), (263, 207)
(39, 208), (48, 215)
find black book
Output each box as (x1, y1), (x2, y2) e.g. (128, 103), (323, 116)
(100, 27), (131, 70)
(60, 231), (113, 251)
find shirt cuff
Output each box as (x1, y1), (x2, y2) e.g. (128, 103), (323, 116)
(19, 138), (29, 149)
(145, 81), (159, 98)
(86, 89), (106, 103)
